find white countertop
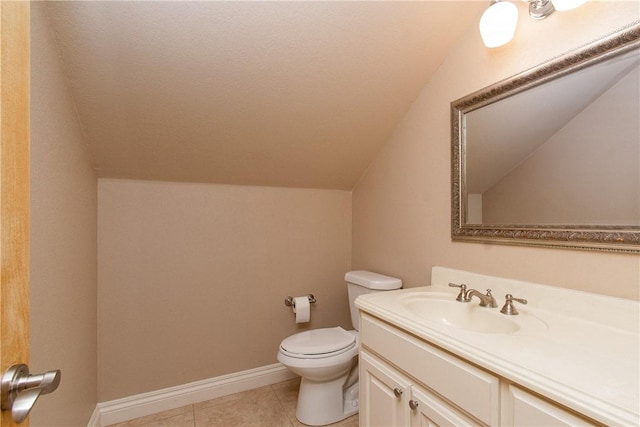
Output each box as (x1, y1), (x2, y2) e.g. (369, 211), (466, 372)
(355, 267), (640, 426)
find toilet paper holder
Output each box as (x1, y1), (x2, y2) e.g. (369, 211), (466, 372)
(284, 294), (316, 307)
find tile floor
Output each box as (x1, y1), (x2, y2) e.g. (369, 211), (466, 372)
(108, 378), (359, 427)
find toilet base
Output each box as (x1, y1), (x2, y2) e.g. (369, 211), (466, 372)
(295, 376), (359, 426)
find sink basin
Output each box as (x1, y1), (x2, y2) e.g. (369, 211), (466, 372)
(400, 292), (519, 334)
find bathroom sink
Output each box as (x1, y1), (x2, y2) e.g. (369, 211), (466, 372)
(400, 292), (519, 334)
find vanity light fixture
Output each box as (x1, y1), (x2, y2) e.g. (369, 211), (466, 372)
(479, 0), (519, 48)
(479, 0), (588, 48)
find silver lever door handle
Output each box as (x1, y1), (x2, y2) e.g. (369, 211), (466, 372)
(1, 364), (61, 423)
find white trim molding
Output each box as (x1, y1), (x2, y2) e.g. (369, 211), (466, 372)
(92, 363), (296, 426)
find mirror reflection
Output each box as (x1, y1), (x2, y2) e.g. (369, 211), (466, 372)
(464, 48), (639, 226)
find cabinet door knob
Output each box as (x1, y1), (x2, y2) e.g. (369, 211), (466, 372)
(393, 387), (403, 398)
(409, 399), (419, 410)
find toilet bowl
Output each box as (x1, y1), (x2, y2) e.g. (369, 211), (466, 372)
(278, 327), (359, 426)
(278, 271), (402, 426)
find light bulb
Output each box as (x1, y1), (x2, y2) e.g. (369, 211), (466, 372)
(551, 0), (587, 11)
(479, 1), (519, 48)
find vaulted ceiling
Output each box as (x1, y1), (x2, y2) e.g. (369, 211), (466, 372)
(44, 1), (484, 190)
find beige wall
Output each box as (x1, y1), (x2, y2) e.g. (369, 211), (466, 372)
(353, 1), (640, 300)
(30, 3), (98, 425)
(98, 179), (351, 400)
(484, 65), (639, 225)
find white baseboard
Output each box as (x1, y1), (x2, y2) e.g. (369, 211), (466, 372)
(94, 363), (296, 427)
(87, 406), (101, 427)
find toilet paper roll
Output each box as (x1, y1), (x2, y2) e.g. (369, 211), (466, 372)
(293, 296), (310, 323)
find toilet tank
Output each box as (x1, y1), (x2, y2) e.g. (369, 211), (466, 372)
(345, 271), (402, 330)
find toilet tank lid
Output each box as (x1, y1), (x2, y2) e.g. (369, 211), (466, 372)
(344, 270), (402, 290)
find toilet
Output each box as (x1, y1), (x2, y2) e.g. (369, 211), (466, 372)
(277, 270), (402, 426)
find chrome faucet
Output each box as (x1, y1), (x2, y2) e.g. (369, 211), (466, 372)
(448, 283), (497, 308)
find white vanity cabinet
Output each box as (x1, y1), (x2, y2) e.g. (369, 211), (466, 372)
(503, 385), (597, 427)
(360, 350), (477, 426)
(359, 312), (600, 427)
(360, 312), (499, 426)
(359, 350), (410, 426)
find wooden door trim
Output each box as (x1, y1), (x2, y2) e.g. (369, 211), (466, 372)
(1, 1), (31, 426)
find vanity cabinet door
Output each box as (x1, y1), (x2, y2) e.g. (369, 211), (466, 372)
(361, 350), (480, 427)
(360, 350), (411, 427)
(505, 385), (598, 426)
(409, 385), (480, 427)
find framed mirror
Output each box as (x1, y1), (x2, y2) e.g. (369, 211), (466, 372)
(451, 22), (640, 253)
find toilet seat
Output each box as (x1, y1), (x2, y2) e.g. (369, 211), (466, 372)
(280, 327), (356, 359)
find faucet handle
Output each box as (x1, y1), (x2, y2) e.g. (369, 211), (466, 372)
(500, 294), (527, 315)
(448, 283), (467, 302)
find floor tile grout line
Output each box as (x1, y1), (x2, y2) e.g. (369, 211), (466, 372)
(269, 382), (296, 426)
